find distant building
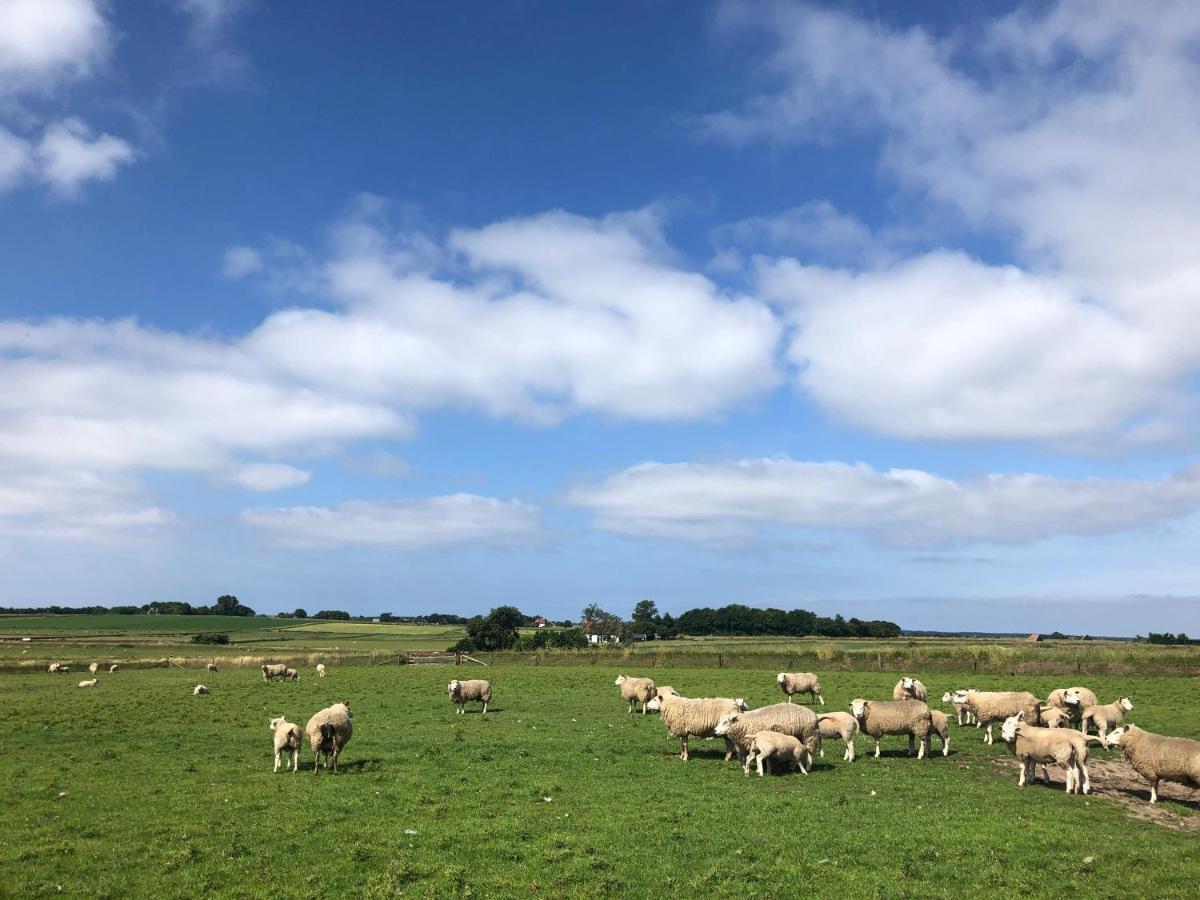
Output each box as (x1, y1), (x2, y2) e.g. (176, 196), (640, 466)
(583, 619), (621, 645)
(533, 616), (548, 628)
(1026, 633), (1042, 642)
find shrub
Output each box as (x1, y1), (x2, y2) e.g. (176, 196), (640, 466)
(191, 632), (230, 645)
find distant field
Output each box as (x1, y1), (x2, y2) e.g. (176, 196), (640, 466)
(1, 664), (1197, 896)
(0, 614), (295, 634)
(286, 621), (465, 637)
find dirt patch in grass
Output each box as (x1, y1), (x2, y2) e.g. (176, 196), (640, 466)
(988, 756), (1200, 830)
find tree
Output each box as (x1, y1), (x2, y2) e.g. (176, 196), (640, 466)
(631, 599), (659, 623)
(487, 605), (526, 631)
(213, 595), (255, 617)
(293, 608), (308, 619)
(314, 609), (351, 621)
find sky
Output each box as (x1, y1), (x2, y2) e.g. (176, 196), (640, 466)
(3, 0), (1200, 634)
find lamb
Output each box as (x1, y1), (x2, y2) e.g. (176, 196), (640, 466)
(850, 699), (934, 759)
(1046, 686), (1098, 722)
(776, 672), (824, 705)
(714, 703), (821, 772)
(942, 690), (976, 726)
(261, 663), (288, 681)
(108, 664), (119, 674)
(1037, 706), (1071, 729)
(448, 679), (492, 714)
(316, 664), (326, 678)
(646, 694), (748, 760)
(892, 676), (928, 702)
(47, 663), (61, 673)
(951, 690), (1041, 745)
(1080, 697), (1134, 740)
(1105, 724), (1200, 805)
(816, 711), (858, 762)
(194, 684), (209, 695)
(1000, 711), (1096, 794)
(614, 675), (657, 714)
(929, 709), (951, 757)
(284, 667), (300, 682)
(88, 662), (100, 675)
(743, 731), (808, 777)
(78, 678), (98, 688)
(206, 662), (218, 673)
(305, 701), (353, 774)
(269, 716), (302, 773)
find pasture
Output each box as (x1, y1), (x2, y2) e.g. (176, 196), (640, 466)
(2, 663), (1198, 898)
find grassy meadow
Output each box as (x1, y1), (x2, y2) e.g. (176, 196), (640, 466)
(2, 656), (1199, 898)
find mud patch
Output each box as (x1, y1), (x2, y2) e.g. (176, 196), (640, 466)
(988, 756), (1200, 831)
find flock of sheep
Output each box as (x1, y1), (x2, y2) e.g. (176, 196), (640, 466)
(617, 672), (1200, 805)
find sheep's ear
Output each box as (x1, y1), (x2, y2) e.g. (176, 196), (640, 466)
(1016, 710), (1025, 721)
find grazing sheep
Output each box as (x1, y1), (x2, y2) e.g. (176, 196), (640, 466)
(1081, 697), (1134, 740)
(929, 709), (951, 757)
(88, 662), (100, 675)
(892, 677), (928, 702)
(1046, 687), (1098, 727)
(952, 690), (1041, 745)
(1105, 724), (1200, 805)
(647, 694), (748, 761)
(316, 664), (326, 678)
(448, 679), (492, 714)
(942, 690), (976, 726)
(193, 684), (209, 695)
(108, 664), (119, 674)
(47, 663), (61, 673)
(850, 698), (934, 759)
(262, 663), (289, 681)
(269, 716), (303, 773)
(776, 672), (824, 706)
(816, 711), (858, 762)
(206, 662), (218, 673)
(614, 675), (657, 715)
(1000, 711), (1097, 794)
(284, 668), (300, 682)
(1037, 706), (1071, 729)
(743, 731), (808, 777)
(77, 679), (98, 688)
(305, 702), (353, 774)
(714, 703), (821, 771)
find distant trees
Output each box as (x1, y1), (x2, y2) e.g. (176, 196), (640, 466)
(674, 604), (899, 638)
(313, 610), (351, 621)
(453, 606), (527, 652)
(1147, 632), (1196, 645)
(211, 595), (255, 617)
(293, 608), (309, 619)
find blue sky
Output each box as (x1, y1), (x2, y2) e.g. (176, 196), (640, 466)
(3, 0), (1200, 633)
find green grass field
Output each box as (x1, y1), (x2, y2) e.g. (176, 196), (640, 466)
(2, 662), (1197, 898)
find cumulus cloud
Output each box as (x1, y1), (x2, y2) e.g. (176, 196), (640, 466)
(222, 245), (263, 278)
(241, 493), (540, 548)
(0, 0), (111, 93)
(35, 118), (135, 196)
(567, 457), (1200, 548)
(705, 0), (1200, 444)
(0, 466), (171, 541)
(713, 200), (892, 268)
(0, 127), (31, 187)
(227, 463), (311, 491)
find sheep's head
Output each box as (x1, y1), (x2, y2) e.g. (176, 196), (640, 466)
(1104, 725), (1128, 749)
(901, 676), (915, 691)
(646, 695), (663, 712)
(950, 689), (969, 704)
(614, 675), (626, 686)
(849, 699), (867, 720)
(1062, 688), (1083, 707)
(941, 691), (953, 703)
(714, 712), (740, 735)
(1118, 697), (1134, 711)
(1000, 711), (1026, 743)
(269, 716), (284, 730)
(776, 673), (787, 685)
(733, 698), (748, 711)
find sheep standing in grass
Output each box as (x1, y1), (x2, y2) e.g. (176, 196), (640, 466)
(88, 663), (100, 675)
(306, 702), (353, 774)
(714, 704), (821, 772)
(47, 663), (61, 674)
(316, 664), (326, 678)
(1037, 707), (1071, 729)
(1105, 724), (1200, 805)
(448, 679), (492, 714)
(816, 712), (858, 761)
(1081, 697), (1134, 741)
(942, 691), (976, 726)
(952, 690), (1041, 745)
(1046, 687), (1098, 728)
(614, 675), (657, 715)
(850, 699), (934, 759)
(645, 694), (748, 760)
(1000, 711), (1095, 794)
(194, 684), (209, 695)
(206, 662), (218, 674)
(269, 716), (302, 773)
(892, 677), (927, 702)
(929, 710), (950, 757)
(284, 668), (300, 682)
(262, 663), (288, 681)
(776, 672), (824, 705)
(78, 679), (98, 689)
(743, 732), (808, 777)
(108, 664), (119, 674)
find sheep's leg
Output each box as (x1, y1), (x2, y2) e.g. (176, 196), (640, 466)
(758, 755), (767, 777)
(1150, 780), (1159, 804)
(723, 737), (735, 761)
(873, 737), (881, 759)
(482, 701), (488, 714)
(1041, 764), (1050, 786)
(291, 748), (299, 773)
(1018, 761), (1027, 787)
(919, 736), (928, 760)
(846, 739), (855, 762)
(797, 752), (808, 775)
(817, 694), (824, 706)
(680, 736), (689, 761)
(274, 750), (281, 773)
(743, 749), (755, 776)
(819, 742), (825, 758)
(985, 723), (994, 745)
(908, 734), (916, 757)
(942, 734), (949, 757)
(1064, 765), (1075, 794)
(786, 695), (792, 704)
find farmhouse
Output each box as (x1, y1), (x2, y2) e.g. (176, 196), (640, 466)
(584, 619), (621, 645)
(533, 616), (547, 628)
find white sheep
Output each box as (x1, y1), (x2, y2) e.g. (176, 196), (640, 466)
(316, 663), (326, 678)
(776, 672), (824, 705)
(952, 690), (1041, 745)
(77, 678), (98, 688)
(714, 704), (821, 771)
(1037, 706), (1071, 729)
(108, 664), (119, 674)
(284, 667), (300, 682)
(942, 690), (976, 726)
(816, 711), (858, 762)
(88, 662), (100, 675)
(206, 662), (218, 673)
(892, 676), (927, 702)
(1081, 697), (1134, 741)
(614, 675), (657, 715)
(1105, 724), (1200, 805)
(743, 731), (808, 777)
(646, 694), (748, 760)
(929, 709), (951, 757)
(47, 663), (61, 673)
(850, 698), (933, 759)
(1000, 711), (1096, 794)
(1046, 686), (1098, 728)
(306, 701), (353, 774)
(448, 679), (492, 714)
(193, 684), (209, 695)
(269, 716), (302, 773)
(261, 663), (288, 681)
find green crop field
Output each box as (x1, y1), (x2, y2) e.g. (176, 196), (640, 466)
(2, 661), (1198, 898)
(0, 614), (297, 634)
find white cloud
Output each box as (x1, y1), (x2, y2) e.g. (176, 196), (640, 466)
(567, 457), (1200, 549)
(0, 0), (111, 93)
(35, 118), (135, 196)
(0, 127), (31, 187)
(228, 463), (311, 492)
(172, 0), (251, 83)
(705, 1), (1200, 444)
(241, 493), (539, 548)
(713, 200), (890, 268)
(222, 245), (263, 278)
(0, 466), (171, 541)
